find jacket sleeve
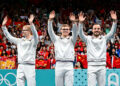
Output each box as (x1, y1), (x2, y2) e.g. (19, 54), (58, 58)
(2, 26), (21, 44)
(30, 23), (39, 46)
(71, 23), (78, 45)
(78, 23), (87, 43)
(48, 20), (57, 43)
(105, 22), (117, 42)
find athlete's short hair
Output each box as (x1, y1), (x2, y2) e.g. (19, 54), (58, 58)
(61, 24), (70, 29)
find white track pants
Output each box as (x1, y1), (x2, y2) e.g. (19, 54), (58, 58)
(17, 64), (36, 86)
(88, 65), (106, 86)
(55, 61), (73, 86)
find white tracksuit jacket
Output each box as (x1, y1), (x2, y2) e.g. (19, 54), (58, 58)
(2, 23), (38, 64)
(48, 20), (78, 61)
(48, 20), (78, 86)
(78, 22), (117, 65)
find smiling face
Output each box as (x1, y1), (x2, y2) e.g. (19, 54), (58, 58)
(22, 25), (32, 37)
(92, 24), (101, 37)
(60, 24), (71, 37)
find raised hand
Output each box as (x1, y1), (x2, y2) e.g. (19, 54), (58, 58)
(2, 16), (8, 26)
(69, 13), (76, 22)
(110, 10), (117, 20)
(78, 12), (86, 23)
(28, 14), (35, 24)
(49, 10), (55, 20)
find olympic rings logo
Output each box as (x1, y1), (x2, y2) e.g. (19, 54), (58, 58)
(0, 73), (16, 86)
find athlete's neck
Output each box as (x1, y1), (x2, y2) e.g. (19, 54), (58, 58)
(61, 35), (69, 38)
(93, 35), (100, 38)
(26, 35), (32, 39)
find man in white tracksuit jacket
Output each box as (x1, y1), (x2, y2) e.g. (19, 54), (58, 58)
(48, 11), (78, 86)
(78, 11), (117, 86)
(2, 15), (38, 86)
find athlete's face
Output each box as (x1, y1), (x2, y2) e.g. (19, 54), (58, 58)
(60, 26), (70, 37)
(22, 26), (31, 37)
(92, 24), (101, 37)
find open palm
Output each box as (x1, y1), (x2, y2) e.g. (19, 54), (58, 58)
(110, 10), (117, 20)
(69, 13), (76, 21)
(49, 10), (55, 19)
(28, 14), (35, 24)
(78, 12), (86, 22)
(2, 16), (8, 26)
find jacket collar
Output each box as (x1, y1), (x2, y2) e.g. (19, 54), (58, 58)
(60, 36), (70, 39)
(92, 35), (102, 39)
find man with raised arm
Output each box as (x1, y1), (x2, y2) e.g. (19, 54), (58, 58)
(2, 14), (38, 86)
(78, 11), (117, 86)
(48, 11), (78, 86)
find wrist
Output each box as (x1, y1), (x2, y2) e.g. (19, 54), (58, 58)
(113, 19), (117, 23)
(79, 21), (83, 24)
(2, 25), (6, 27)
(49, 18), (54, 21)
(29, 22), (33, 25)
(72, 19), (78, 23)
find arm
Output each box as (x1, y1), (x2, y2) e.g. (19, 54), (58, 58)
(30, 23), (39, 45)
(105, 22), (117, 41)
(78, 12), (87, 43)
(71, 23), (78, 45)
(78, 23), (87, 43)
(48, 10), (57, 43)
(29, 14), (38, 45)
(48, 20), (57, 43)
(69, 13), (79, 45)
(2, 26), (20, 44)
(1, 16), (20, 44)
(105, 11), (117, 41)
